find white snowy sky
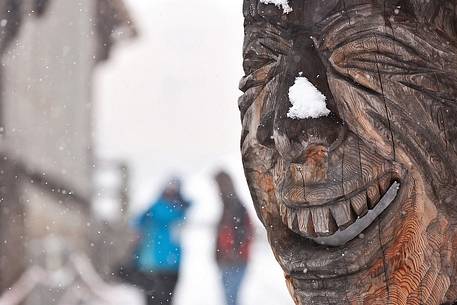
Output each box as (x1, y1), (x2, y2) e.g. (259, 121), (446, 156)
(95, 0), (245, 210)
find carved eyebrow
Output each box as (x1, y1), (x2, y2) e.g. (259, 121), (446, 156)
(239, 25), (293, 122)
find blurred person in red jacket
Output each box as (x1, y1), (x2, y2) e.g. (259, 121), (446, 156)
(214, 171), (253, 305)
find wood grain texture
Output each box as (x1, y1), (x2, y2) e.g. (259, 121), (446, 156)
(239, 1), (457, 304)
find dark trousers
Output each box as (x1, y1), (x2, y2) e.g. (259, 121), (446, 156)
(220, 264), (247, 305)
(139, 271), (179, 305)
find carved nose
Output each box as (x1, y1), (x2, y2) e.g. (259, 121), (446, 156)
(289, 144), (329, 184)
(255, 74), (343, 158)
(256, 34), (343, 160)
(272, 72), (344, 162)
(272, 109), (343, 161)
(255, 90), (343, 160)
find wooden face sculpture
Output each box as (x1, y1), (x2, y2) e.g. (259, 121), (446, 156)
(239, 1), (457, 304)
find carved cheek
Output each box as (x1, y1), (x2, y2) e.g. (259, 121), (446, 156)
(259, 174), (278, 217)
(241, 76), (284, 154)
(326, 75), (395, 159)
(303, 145), (328, 183)
(241, 89), (264, 150)
(245, 170), (279, 225)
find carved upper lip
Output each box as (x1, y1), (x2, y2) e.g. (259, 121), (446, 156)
(278, 172), (398, 238)
(280, 171), (395, 208)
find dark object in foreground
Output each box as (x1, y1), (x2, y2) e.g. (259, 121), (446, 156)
(239, 1), (457, 304)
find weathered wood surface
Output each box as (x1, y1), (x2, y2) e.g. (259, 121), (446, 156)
(239, 1), (457, 304)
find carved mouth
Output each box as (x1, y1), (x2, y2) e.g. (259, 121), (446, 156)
(279, 176), (400, 245)
(311, 181), (400, 246)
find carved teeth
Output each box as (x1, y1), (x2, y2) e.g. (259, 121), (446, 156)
(279, 203), (287, 225)
(350, 192), (368, 216)
(297, 208), (313, 236)
(280, 180), (395, 238)
(366, 184), (381, 208)
(310, 207), (337, 236)
(329, 200), (355, 229)
(378, 175), (391, 194)
(287, 210), (298, 231)
(311, 182), (400, 246)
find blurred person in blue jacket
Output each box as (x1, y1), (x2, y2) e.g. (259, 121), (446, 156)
(133, 177), (190, 305)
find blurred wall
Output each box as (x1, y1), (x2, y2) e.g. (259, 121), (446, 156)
(0, 0), (135, 301)
(2, 0), (95, 198)
(2, 0), (95, 252)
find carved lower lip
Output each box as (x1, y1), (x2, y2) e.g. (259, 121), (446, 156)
(279, 178), (400, 240)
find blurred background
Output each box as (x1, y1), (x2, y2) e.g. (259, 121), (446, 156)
(0, 0), (293, 304)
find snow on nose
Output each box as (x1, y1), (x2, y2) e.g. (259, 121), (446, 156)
(287, 73), (330, 120)
(259, 0), (293, 14)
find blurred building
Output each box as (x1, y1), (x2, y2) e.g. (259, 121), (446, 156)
(0, 0), (136, 303)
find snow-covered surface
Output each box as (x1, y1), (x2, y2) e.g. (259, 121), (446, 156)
(287, 75), (330, 119)
(259, 0), (292, 14)
(0, 255), (145, 305)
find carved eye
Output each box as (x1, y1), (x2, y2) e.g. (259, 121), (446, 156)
(244, 55), (276, 76)
(242, 26), (290, 76)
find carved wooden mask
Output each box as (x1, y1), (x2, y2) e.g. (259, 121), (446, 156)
(239, 1), (457, 304)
